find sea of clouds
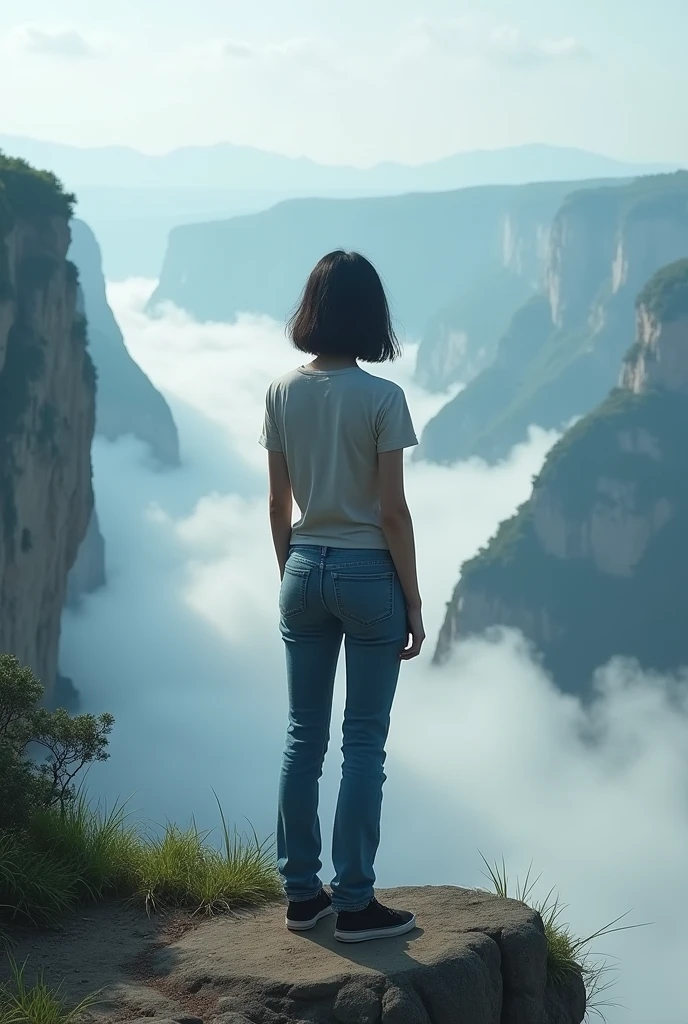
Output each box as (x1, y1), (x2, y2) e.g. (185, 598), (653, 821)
(59, 280), (688, 1023)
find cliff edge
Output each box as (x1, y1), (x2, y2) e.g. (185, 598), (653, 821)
(435, 259), (688, 694)
(0, 886), (585, 1024)
(418, 172), (688, 465)
(69, 219), (180, 466)
(0, 154), (95, 696)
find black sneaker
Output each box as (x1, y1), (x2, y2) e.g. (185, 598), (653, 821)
(285, 889), (334, 931)
(334, 897), (416, 943)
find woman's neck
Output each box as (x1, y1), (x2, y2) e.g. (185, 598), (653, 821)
(308, 355), (358, 371)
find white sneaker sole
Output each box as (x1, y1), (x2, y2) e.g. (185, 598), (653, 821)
(286, 905), (334, 931)
(334, 913), (417, 943)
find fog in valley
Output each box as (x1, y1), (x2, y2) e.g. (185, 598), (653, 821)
(57, 281), (688, 1024)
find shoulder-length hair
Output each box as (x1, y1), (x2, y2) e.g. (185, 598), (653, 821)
(287, 250), (401, 363)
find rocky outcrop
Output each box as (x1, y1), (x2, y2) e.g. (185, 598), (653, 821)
(147, 179), (594, 344)
(414, 269), (534, 391)
(418, 172), (688, 465)
(69, 219), (180, 466)
(435, 259), (688, 694)
(64, 219), (181, 608)
(0, 156), (95, 696)
(0, 887), (586, 1024)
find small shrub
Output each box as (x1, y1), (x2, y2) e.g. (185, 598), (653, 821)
(0, 658), (280, 928)
(0, 956), (99, 1024)
(0, 655), (113, 831)
(0, 833), (76, 927)
(481, 854), (649, 1021)
(132, 797), (282, 915)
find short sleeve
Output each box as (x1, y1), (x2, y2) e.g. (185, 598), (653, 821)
(258, 386), (283, 452)
(375, 386), (418, 453)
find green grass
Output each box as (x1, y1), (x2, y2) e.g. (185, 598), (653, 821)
(0, 958), (99, 1024)
(0, 792), (281, 928)
(481, 854), (649, 1022)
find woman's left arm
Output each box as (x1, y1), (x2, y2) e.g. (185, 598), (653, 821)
(267, 450), (293, 579)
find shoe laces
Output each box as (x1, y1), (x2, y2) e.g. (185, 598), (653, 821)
(371, 898), (397, 919)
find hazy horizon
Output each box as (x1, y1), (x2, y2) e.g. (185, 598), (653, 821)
(2, 1), (688, 165)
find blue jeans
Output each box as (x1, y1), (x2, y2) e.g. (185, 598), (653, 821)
(276, 545), (407, 912)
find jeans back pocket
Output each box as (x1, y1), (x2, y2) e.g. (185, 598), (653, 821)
(332, 571), (395, 627)
(279, 565), (310, 618)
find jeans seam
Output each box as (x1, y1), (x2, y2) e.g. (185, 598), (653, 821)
(332, 899), (372, 913)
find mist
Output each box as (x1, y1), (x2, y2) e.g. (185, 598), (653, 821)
(59, 281), (688, 1023)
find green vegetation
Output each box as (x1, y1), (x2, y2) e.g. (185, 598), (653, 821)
(637, 258), (688, 323)
(459, 386), (688, 691)
(0, 152), (75, 226)
(0, 151), (75, 303)
(420, 172), (688, 466)
(0, 957), (99, 1024)
(0, 655), (281, 930)
(482, 855), (647, 1021)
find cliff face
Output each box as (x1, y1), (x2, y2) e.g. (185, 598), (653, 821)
(418, 172), (688, 465)
(148, 179), (599, 345)
(435, 260), (688, 695)
(0, 156), (96, 695)
(414, 188), (569, 391)
(69, 219), (180, 466)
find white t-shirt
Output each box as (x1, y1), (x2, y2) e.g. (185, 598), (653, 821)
(259, 364), (418, 549)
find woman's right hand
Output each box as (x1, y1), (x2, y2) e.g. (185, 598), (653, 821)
(401, 605), (426, 660)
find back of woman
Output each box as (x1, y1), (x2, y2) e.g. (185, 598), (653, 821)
(260, 250), (425, 944)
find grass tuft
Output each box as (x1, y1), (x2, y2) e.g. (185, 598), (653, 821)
(0, 957), (99, 1024)
(0, 793), (281, 927)
(480, 853), (649, 1022)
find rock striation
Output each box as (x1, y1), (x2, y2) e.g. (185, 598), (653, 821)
(418, 172), (688, 465)
(0, 155), (95, 696)
(147, 179), (594, 353)
(435, 259), (688, 694)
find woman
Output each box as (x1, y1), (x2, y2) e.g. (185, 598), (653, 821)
(260, 250), (425, 944)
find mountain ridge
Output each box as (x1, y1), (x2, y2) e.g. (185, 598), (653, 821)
(0, 135), (676, 190)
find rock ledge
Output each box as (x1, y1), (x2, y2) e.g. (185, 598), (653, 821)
(140, 886), (585, 1024)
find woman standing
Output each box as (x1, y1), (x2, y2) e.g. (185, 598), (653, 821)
(260, 251), (425, 944)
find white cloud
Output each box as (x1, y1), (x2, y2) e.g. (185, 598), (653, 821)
(220, 36), (313, 62)
(58, 280), (688, 1022)
(397, 16), (590, 71)
(7, 24), (100, 59)
(488, 25), (590, 67)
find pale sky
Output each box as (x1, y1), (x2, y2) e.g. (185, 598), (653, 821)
(1, 0), (686, 165)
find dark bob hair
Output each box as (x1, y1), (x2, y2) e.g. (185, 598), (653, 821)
(287, 250), (401, 363)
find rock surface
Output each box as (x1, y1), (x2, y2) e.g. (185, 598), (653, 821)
(149, 886), (584, 1024)
(435, 259), (688, 694)
(0, 888), (584, 1024)
(417, 171), (688, 465)
(147, 180), (582, 343)
(0, 187), (95, 696)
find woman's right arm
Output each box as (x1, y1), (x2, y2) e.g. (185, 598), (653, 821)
(378, 449), (425, 660)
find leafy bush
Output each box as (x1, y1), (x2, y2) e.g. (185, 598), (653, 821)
(0, 655), (113, 831)
(0, 657), (281, 927)
(0, 152), (75, 225)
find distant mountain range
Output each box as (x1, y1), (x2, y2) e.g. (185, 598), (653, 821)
(0, 135), (677, 191)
